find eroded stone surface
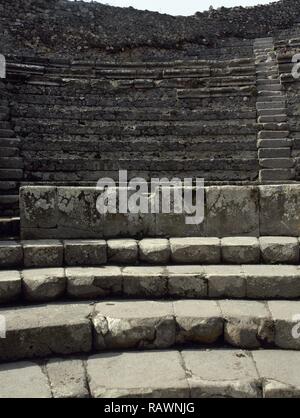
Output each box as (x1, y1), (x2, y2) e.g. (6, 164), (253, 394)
(139, 239), (170, 264)
(170, 238), (220, 264)
(167, 265), (207, 298)
(22, 240), (63, 268)
(122, 266), (167, 298)
(268, 300), (300, 350)
(64, 240), (107, 266)
(0, 270), (21, 304)
(22, 268), (66, 302)
(259, 236), (299, 264)
(221, 237), (260, 264)
(107, 239), (138, 264)
(204, 265), (246, 298)
(0, 241), (23, 268)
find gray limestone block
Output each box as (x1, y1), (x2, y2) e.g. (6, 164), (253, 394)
(259, 236), (299, 264)
(64, 240), (107, 266)
(22, 268), (66, 302)
(170, 237), (221, 264)
(0, 241), (23, 268)
(221, 237), (260, 264)
(107, 239), (138, 264)
(22, 240), (63, 268)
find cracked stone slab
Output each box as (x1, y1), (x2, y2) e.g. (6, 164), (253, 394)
(259, 185), (300, 236)
(170, 238), (221, 264)
(0, 241), (23, 268)
(173, 300), (223, 345)
(66, 266), (122, 298)
(107, 239), (138, 264)
(182, 349), (260, 398)
(268, 300), (300, 350)
(259, 236), (299, 264)
(139, 239), (171, 264)
(92, 300), (175, 350)
(22, 240), (64, 268)
(22, 268), (66, 302)
(46, 358), (89, 398)
(252, 350), (300, 397)
(64, 240), (107, 266)
(167, 265), (207, 298)
(243, 265), (300, 298)
(0, 302), (92, 361)
(221, 237), (260, 264)
(122, 266), (167, 298)
(219, 300), (274, 348)
(87, 351), (189, 398)
(0, 361), (52, 398)
(0, 270), (21, 304)
(203, 265), (246, 298)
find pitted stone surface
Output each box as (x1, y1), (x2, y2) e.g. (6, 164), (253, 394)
(170, 238), (220, 264)
(122, 266), (167, 298)
(204, 265), (246, 298)
(22, 268), (66, 302)
(259, 236), (299, 264)
(221, 237), (260, 264)
(0, 362), (51, 398)
(64, 240), (107, 266)
(0, 241), (22, 268)
(220, 300), (274, 348)
(139, 239), (170, 264)
(167, 265), (207, 298)
(46, 358), (89, 398)
(87, 351), (189, 398)
(23, 240), (63, 268)
(268, 301), (300, 350)
(93, 300), (175, 350)
(182, 349), (260, 398)
(107, 239), (138, 264)
(0, 270), (21, 303)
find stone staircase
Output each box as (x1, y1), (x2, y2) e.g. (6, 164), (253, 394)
(254, 37), (294, 182)
(0, 184), (300, 397)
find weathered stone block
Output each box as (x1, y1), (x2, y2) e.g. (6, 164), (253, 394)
(107, 239), (138, 264)
(22, 240), (63, 268)
(170, 237), (220, 264)
(259, 236), (299, 264)
(221, 237), (260, 264)
(0, 241), (23, 268)
(268, 301), (300, 350)
(204, 265), (246, 298)
(167, 265), (207, 298)
(64, 240), (107, 266)
(220, 300), (274, 348)
(22, 268), (66, 302)
(93, 300), (175, 350)
(66, 267), (122, 298)
(122, 266), (167, 298)
(139, 239), (170, 264)
(0, 270), (21, 304)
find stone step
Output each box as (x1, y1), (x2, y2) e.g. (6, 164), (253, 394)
(259, 169), (295, 182)
(258, 131), (289, 140)
(259, 123), (288, 131)
(0, 169), (23, 180)
(1, 348), (300, 398)
(257, 108), (286, 116)
(0, 299), (300, 362)
(0, 147), (20, 157)
(0, 130), (14, 138)
(1, 237), (300, 270)
(256, 95), (285, 103)
(0, 138), (20, 148)
(0, 158), (23, 169)
(258, 90), (284, 97)
(257, 102), (286, 110)
(257, 138), (293, 148)
(257, 79), (280, 85)
(259, 158), (294, 169)
(0, 217), (20, 238)
(257, 84), (282, 91)
(1, 264), (300, 304)
(0, 180), (18, 191)
(0, 195), (19, 208)
(258, 148), (291, 158)
(258, 115), (287, 123)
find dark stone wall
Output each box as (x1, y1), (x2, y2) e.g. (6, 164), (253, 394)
(0, 0), (300, 61)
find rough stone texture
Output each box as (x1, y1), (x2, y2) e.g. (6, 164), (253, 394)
(220, 300), (274, 348)
(0, 303), (92, 361)
(87, 351), (189, 398)
(243, 265), (300, 299)
(22, 268), (66, 302)
(0, 270), (21, 304)
(66, 267), (122, 299)
(170, 238), (221, 264)
(64, 240), (107, 266)
(46, 358), (89, 398)
(221, 237), (260, 264)
(0, 361), (51, 398)
(182, 349), (260, 398)
(139, 239), (170, 264)
(107, 239), (138, 264)
(204, 265), (246, 298)
(93, 300), (175, 350)
(174, 300), (223, 345)
(167, 265), (207, 298)
(205, 186), (259, 236)
(0, 241), (23, 268)
(259, 236), (299, 264)
(253, 350), (300, 398)
(268, 301), (300, 350)
(22, 240), (63, 268)
(259, 185), (300, 236)
(122, 266), (167, 298)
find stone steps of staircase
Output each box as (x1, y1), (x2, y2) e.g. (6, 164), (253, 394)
(0, 138), (20, 148)
(1, 348), (300, 398)
(0, 299), (299, 363)
(1, 237), (300, 269)
(257, 108), (286, 116)
(258, 115), (287, 123)
(0, 169), (23, 180)
(0, 217), (20, 238)
(1, 264), (300, 304)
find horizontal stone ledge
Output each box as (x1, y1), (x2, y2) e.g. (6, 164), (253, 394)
(1, 299), (300, 362)
(2, 348), (300, 398)
(2, 236), (300, 269)
(1, 264), (300, 304)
